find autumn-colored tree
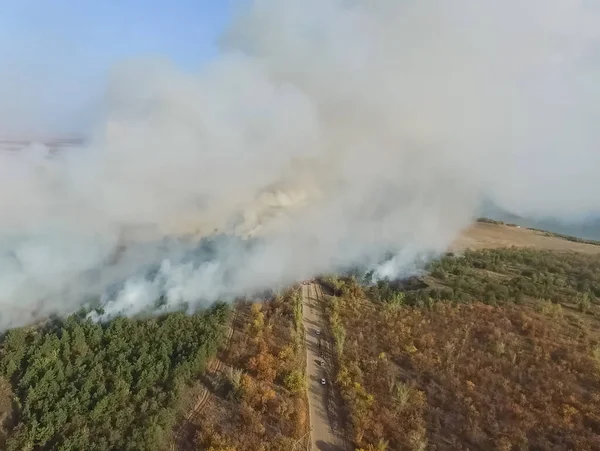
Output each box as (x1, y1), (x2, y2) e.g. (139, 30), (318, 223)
(249, 303), (266, 344)
(277, 344), (295, 373)
(239, 374), (274, 411)
(239, 401), (266, 436)
(247, 351), (277, 383)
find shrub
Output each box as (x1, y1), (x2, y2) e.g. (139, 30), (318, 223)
(283, 370), (306, 394)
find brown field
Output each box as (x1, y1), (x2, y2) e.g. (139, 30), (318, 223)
(453, 222), (600, 254)
(332, 294), (600, 450)
(321, 240), (600, 450)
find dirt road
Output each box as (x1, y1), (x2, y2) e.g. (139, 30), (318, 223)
(302, 282), (347, 451)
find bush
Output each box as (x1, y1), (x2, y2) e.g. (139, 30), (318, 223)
(283, 370), (306, 394)
(476, 217), (505, 225)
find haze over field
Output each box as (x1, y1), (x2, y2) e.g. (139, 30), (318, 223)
(1, 0), (600, 329)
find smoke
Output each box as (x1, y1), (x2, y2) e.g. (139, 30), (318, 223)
(1, 0), (599, 328)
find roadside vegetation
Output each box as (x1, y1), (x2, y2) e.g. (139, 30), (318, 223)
(191, 287), (309, 451)
(0, 304), (230, 451)
(321, 248), (600, 450)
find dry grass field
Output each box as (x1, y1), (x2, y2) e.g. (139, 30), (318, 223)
(453, 222), (600, 255)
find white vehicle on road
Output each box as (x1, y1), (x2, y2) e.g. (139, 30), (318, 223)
(321, 378), (326, 385)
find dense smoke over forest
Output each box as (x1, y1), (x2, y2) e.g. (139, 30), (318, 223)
(1, 0), (599, 328)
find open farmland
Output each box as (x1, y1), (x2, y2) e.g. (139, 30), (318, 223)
(453, 222), (600, 255)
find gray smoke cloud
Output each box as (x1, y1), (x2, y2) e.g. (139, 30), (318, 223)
(1, 0), (599, 328)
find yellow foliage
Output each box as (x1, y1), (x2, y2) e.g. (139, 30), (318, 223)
(405, 344), (418, 354)
(247, 351), (277, 383)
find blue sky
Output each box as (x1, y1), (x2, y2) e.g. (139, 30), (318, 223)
(0, 0), (234, 134)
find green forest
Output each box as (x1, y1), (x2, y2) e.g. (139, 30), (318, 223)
(0, 303), (230, 451)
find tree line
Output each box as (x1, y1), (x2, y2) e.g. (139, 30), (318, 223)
(363, 248), (600, 310)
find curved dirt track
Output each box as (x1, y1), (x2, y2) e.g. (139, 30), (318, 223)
(302, 283), (347, 451)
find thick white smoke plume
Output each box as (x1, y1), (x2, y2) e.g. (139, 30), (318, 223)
(1, 0), (600, 328)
